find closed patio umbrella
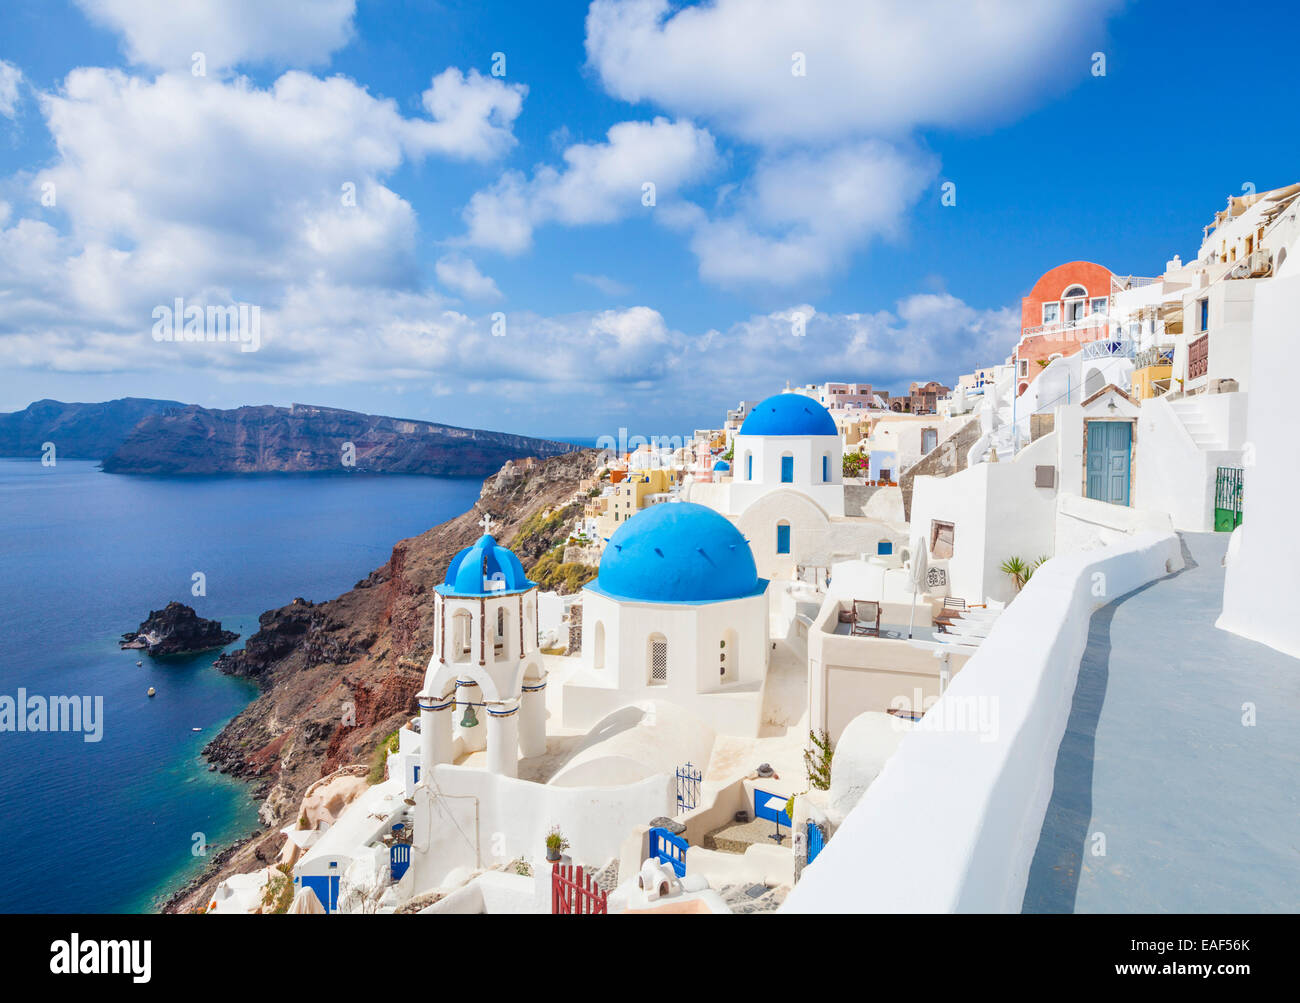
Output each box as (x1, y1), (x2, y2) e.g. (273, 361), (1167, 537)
(288, 886), (326, 914)
(907, 536), (928, 639)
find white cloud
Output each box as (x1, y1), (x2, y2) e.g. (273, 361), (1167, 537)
(682, 141), (938, 286)
(415, 68), (527, 162)
(436, 254), (502, 301)
(461, 117), (719, 253)
(0, 65), (526, 380)
(586, 0), (1119, 145)
(0, 60), (22, 118)
(75, 0), (357, 71)
(32, 66), (521, 282)
(575, 273), (632, 296)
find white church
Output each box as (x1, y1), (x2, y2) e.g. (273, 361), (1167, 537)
(415, 518), (547, 781)
(561, 502), (771, 736)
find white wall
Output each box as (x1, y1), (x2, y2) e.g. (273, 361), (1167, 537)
(1132, 394), (1246, 531)
(567, 588), (769, 736)
(909, 432), (1058, 605)
(1218, 266), (1300, 658)
(783, 531), (1184, 913)
(730, 432), (845, 517)
(410, 765), (673, 893)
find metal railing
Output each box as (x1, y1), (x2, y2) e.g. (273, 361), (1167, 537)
(1080, 339), (1136, 361)
(1189, 332), (1209, 380)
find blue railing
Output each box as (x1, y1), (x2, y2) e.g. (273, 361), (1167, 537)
(676, 761), (702, 814)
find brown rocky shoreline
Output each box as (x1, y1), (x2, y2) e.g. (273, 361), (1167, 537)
(160, 449), (602, 913)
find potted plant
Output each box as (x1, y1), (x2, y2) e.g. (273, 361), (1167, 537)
(545, 825), (569, 862)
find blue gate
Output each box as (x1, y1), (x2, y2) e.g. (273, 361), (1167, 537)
(806, 821), (825, 864)
(676, 761), (702, 814)
(649, 826), (688, 878)
(390, 843), (411, 882)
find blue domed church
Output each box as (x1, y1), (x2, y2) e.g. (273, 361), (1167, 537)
(563, 503), (772, 736)
(685, 392), (847, 583)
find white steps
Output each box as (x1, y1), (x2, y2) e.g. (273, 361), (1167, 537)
(1168, 399), (1226, 451)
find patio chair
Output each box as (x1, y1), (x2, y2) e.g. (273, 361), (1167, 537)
(934, 597), (987, 627)
(851, 599), (881, 637)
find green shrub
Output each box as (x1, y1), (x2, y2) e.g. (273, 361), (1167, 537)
(367, 729), (400, 785)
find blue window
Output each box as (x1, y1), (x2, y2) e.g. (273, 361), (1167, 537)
(877, 541), (892, 556)
(776, 524), (791, 554)
(746, 454), (753, 480)
(780, 455), (794, 483)
(1199, 297), (1209, 332)
(822, 455), (829, 481)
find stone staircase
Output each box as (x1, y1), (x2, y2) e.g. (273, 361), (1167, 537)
(1167, 397), (1227, 451)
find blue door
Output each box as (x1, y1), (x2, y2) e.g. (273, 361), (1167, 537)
(300, 874), (339, 913)
(776, 524), (791, 554)
(1086, 422), (1131, 506)
(780, 455), (794, 482)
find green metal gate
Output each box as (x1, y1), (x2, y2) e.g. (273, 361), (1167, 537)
(1214, 466), (1243, 532)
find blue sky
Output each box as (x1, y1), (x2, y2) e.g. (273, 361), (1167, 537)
(1, 0), (1296, 439)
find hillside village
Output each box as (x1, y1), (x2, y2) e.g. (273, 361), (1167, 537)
(208, 182), (1300, 915)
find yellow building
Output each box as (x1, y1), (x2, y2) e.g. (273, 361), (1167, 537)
(1130, 348), (1174, 400)
(593, 467), (681, 538)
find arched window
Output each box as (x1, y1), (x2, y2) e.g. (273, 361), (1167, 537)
(592, 621), (605, 670)
(648, 633), (668, 685)
(745, 453), (753, 481)
(452, 610), (473, 664)
(780, 452), (794, 483)
(1062, 285), (1088, 323)
(776, 521), (791, 555)
(494, 607), (508, 658)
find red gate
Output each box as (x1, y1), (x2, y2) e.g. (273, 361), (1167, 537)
(551, 862), (608, 914)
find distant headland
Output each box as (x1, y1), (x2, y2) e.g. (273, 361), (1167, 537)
(0, 398), (578, 477)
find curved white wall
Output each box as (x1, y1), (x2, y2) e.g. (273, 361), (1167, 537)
(783, 530), (1183, 913)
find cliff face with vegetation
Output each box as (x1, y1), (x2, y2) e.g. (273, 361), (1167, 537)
(162, 449), (601, 912)
(102, 402), (577, 476)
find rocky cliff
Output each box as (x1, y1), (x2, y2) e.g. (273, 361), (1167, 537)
(0, 397), (185, 459)
(120, 602), (239, 657)
(160, 449), (602, 913)
(102, 402), (577, 476)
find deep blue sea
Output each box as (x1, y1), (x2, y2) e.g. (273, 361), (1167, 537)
(0, 459), (482, 913)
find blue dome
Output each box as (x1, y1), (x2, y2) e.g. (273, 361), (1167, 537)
(438, 534), (533, 596)
(590, 503), (765, 604)
(713, 460), (730, 471)
(739, 393), (837, 437)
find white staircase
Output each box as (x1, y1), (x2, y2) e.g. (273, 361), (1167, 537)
(1167, 398), (1226, 451)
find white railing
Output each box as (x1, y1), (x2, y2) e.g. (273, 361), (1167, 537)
(1079, 339), (1136, 361)
(1019, 314), (1111, 340)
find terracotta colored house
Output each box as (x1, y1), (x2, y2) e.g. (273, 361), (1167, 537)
(1015, 260), (1115, 396)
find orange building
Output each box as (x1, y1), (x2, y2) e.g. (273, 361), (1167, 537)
(1015, 261), (1115, 396)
